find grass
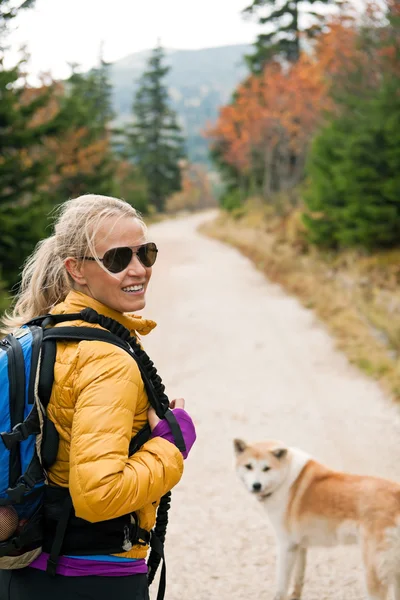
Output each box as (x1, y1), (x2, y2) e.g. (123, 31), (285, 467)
(200, 202), (400, 402)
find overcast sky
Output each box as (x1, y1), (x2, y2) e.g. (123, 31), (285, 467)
(7, 0), (371, 80)
(7, 0), (265, 78)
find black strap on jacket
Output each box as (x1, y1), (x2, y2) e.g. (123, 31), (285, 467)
(46, 495), (73, 577)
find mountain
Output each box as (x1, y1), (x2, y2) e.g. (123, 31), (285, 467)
(109, 44), (251, 164)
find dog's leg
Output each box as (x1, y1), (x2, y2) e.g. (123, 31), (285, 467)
(392, 576), (400, 600)
(273, 543), (299, 600)
(289, 546), (307, 600)
(364, 566), (388, 598)
(361, 538), (389, 600)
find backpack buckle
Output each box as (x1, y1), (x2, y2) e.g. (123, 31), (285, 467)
(130, 514), (151, 547)
(0, 536), (20, 556)
(1, 423), (29, 450)
(7, 479), (32, 503)
(134, 528), (151, 546)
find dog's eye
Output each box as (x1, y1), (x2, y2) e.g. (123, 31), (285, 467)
(245, 464), (253, 470)
(262, 466), (270, 472)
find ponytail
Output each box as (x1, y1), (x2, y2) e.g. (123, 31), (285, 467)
(2, 236), (69, 332)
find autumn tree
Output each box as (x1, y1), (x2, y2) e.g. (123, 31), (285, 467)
(242, 0), (337, 72)
(207, 56), (327, 202)
(125, 44), (186, 212)
(47, 63), (117, 200)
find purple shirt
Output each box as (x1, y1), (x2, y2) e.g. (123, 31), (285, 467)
(29, 408), (196, 577)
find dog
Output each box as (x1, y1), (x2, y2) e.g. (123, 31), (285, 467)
(234, 438), (400, 600)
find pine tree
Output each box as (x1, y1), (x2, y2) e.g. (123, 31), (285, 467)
(126, 44), (186, 212)
(50, 62), (117, 200)
(242, 0), (336, 72)
(303, 6), (400, 250)
(0, 0), (62, 288)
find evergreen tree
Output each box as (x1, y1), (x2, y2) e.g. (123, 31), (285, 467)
(51, 62), (117, 200)
(126, 44), (186, 212)
(303, 7), (400, 250)
(0, 0), (62, 288)
(242, 0), (336, 72)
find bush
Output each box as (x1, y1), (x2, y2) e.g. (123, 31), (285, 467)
(220, 188), (244, 212)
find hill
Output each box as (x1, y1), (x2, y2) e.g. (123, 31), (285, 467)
(109, 44), (251, 163)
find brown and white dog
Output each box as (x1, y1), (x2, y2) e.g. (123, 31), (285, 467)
(234, 439), (400, 600)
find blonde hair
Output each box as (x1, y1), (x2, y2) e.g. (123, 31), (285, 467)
(2, 194), (145, 333)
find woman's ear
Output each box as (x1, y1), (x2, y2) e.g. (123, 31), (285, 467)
(64, 257), (87, 286)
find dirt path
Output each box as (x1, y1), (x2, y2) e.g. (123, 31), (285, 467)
(144, 211), (400, 600)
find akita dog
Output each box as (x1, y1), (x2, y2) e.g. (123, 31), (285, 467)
(234, 438), (400, 600)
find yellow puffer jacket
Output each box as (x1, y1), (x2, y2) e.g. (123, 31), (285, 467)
(46, 290), (184, 559)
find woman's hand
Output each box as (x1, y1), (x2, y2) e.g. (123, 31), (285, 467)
(148, 398), (186, 431)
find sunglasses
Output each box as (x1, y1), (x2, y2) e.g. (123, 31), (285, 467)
(82, 242), (158, 273)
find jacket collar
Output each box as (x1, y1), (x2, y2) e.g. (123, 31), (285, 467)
(51, 290), (157, 336)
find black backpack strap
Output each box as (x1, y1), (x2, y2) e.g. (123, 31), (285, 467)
(163, 410), (186, 455)
(26, 313), (82, 328)
(42, 326), (128, 347)
(42, 326), (186, 455)
(150, 533), (166, 600)
(129, 423), (151, 455)
(147, 491), (171, 592)
(3, 334), (26, 489)
(46, 494), (73, 577)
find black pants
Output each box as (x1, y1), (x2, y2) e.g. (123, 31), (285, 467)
(0, 568), (150, 600)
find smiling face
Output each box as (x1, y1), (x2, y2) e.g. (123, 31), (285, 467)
(233, 439), (290, 499)
(65, 215), (152, 314)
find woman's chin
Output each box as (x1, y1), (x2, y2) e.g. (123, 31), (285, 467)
(121, 294), (146, 313)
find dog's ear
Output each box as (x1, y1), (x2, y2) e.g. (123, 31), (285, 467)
(233, 438), (247, 455)
(272, 447), (287, 460)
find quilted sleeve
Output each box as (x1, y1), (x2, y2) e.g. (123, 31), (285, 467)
(68, 340), (184, 523)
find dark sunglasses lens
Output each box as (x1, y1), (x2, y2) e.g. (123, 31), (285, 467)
(103, 247), (133, 273)
(137, 243), (158, 267)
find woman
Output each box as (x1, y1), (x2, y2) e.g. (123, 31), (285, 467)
(0, 194), (196, 600)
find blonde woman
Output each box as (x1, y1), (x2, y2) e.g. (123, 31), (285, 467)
(0, 195), (196, 600)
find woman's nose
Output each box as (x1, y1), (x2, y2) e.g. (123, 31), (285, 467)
(126, 253), (147, 275)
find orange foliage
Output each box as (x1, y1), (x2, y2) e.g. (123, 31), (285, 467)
(16, 78), (113, 198)
(21, 80), (64, 128)
(206, 55), (328, 175)
(205, 12), (373, 187)
(46, 128), (109, 177)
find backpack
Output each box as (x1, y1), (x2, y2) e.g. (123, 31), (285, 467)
(0, 307), (185, 599)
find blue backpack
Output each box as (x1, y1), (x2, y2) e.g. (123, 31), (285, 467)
(0, 308), (184, 599)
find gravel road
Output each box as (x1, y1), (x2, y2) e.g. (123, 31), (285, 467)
(143, 211), (400, 600)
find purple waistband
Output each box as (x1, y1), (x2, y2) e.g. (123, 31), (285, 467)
(29, 552), (147, 577)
